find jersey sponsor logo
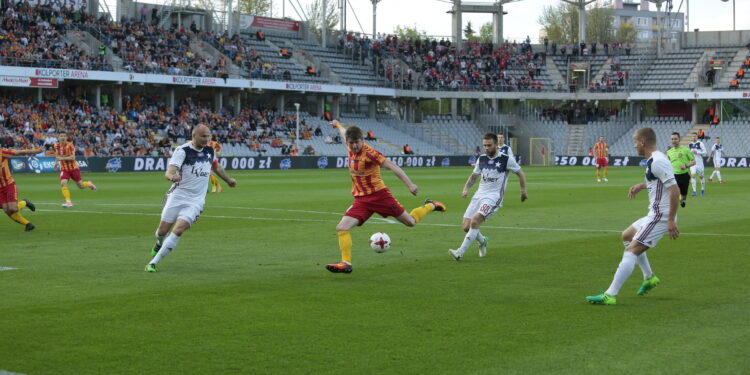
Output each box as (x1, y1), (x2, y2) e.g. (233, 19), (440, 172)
(106, 158), (122, 172)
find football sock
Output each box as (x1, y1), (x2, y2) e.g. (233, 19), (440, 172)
(700, 177), (705, 189)
(154, 230), (167, 246)
(605, 251), (637, 296)
(210, 174), (219, 187)
(61, 185), (71, 201)
(603, 168), (608, 178)
(337, 230), (352, 263)
(9, 212), (29, 225)
(409, 204), (434, 223)
(691, 177), (697, 192)
(623, 241), (630, 248)
(595, 169), (600, 179)
(457, 228), (479, 254)
(637, 252), (654, 279)
(81, 181), (92, 189)
(151, 233), (180, 265)
(475, 230), (486, 244)
(17, 200), (26, 210)
(717, 171), (722, 181)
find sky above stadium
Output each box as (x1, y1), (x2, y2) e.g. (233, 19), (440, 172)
(279, 0), (750, 42)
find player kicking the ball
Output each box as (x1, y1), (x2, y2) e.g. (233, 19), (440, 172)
(326, 120), (446, 273)
(449, 133), (527, 260)
(145, 124), (237, 272)
(586, 128), (679, 305)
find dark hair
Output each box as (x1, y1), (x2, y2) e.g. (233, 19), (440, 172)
(483, 133), (498, 142)
(671, 132), (680, 137)
(345, 126), (363, 141)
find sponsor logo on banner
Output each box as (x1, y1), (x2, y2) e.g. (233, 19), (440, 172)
(34, 68), (89, 79)
(0, 76), (58, 88)
(468, 155), (478, 166)
(106, 158), (122, 172)
(279, 158), (292, 170)
(284, 82), (323, 91)
(30, 77), (58, 87)
(317, 156), (329, 169)
(134, 157), (168, 171)
(441, 157), (451, 167)
(239, 15), (300, 31)
(10, 159), (26, 171)
(171, 76), (218, 85)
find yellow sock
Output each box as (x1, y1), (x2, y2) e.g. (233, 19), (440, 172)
(603, 168), (608, 178)
(596, 169), (601, 179)
(337, 231), (352, 263)
(410, 204), (434, 223)
(61, 185), (71, 201)
(10, 212), (29, 225)
(81, 181), (92, 189)
(210, 174), (218, 187)
(17, 200), (26, 210)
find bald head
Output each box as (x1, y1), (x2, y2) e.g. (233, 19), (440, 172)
(192, 124), (211, 148)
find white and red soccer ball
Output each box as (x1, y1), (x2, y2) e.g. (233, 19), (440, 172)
(369, 232), (391, 253)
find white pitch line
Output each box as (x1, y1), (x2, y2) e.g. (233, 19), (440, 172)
(0, 267), (18, 272)
(36, 208), (750, 238)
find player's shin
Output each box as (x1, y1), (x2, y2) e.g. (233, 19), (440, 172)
(17, 200), (26, 211)
(475, 230), (486, 243)
(603, 168), (608, 178)
(337, 231), (352, 263)
(151, 233), (180, 265)
(691, 177), (697, 192)
(81, 181), (91, 189)
(605, 251), (638, 296)
(409, 204), (434, 223)
(61, 185), (71, 201)
(637, 252), (653, 279)
(457, 228), (479, 255)
(9, 212), (29, 225)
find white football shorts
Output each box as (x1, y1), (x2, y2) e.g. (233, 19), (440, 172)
(463, 195), (501, 220)
(161, 194), (203, 226)
(689, 165), (704, 177)
(631, 214), (676, 248)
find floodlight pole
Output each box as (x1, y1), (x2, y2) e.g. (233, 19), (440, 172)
(372, 0), (382, 38)
(294, 103), (300, 153)
(562, 0), (595, 44)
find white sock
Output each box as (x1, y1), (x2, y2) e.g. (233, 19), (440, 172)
(475, 230), (486, 244)
(700, 177), (705, 190)
(605, 251), (638, 296)
(710, 170), (717, 179)
(457, 229), (479, 255)
(637, 252), (654, 279)
(150, 233), (180, 265)
(155, 230), (167, 246)
(717, 171), (722, 181)
(623, 241), (630, 248)
(691, 177), (696, 192)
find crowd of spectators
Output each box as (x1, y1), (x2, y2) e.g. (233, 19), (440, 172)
(0, 94), (330, 157)
(339, 32), (548, 91)
(534, 103), (619, 124)
(0, 0), (111, 71)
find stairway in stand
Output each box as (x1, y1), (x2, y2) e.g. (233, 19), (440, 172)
(679, 123), (711, 147)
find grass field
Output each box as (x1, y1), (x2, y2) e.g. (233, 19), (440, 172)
(1, 166), (749, 374)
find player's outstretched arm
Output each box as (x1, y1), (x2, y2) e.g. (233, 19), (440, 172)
(628, 183), (646, 199)
(462, 173), (479, 198)
(667, 184), (680, 239)
(212, 163), (237, 187)
(165, 164), (181, 183)
(13, 149), (40, 156)
(515, 169), (528, 202)
(382, 159), (418, 195)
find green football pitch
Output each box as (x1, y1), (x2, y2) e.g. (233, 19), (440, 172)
(2, 166), (748, 374)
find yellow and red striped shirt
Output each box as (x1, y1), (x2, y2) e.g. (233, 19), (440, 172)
(348, 143), (387, 197)
(54, 142), (79, 171)
(593, 141), (609, 159)
(0, 148), (17, 188)
(209, 141), (222, 156)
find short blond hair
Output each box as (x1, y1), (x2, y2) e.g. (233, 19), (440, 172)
(634, 127), (656, 146)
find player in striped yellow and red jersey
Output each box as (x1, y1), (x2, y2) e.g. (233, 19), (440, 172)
(1, 147), (40, 231)
(593, 136), (610, 182)
(54, 131), (96, 207)
(208, 140), (223, 193)
(324, 120), (447, 274)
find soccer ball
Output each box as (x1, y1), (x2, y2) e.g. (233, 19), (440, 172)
(369, 232), (391, 253)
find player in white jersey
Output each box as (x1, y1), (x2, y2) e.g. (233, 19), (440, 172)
(707, 137), (725, 183)
(497, 133), (514, 159)
(586, 127), (679, 305)
(449, 133), (527, 260)
(688, 133), (707, 196)
(145, 124), (237, 272)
